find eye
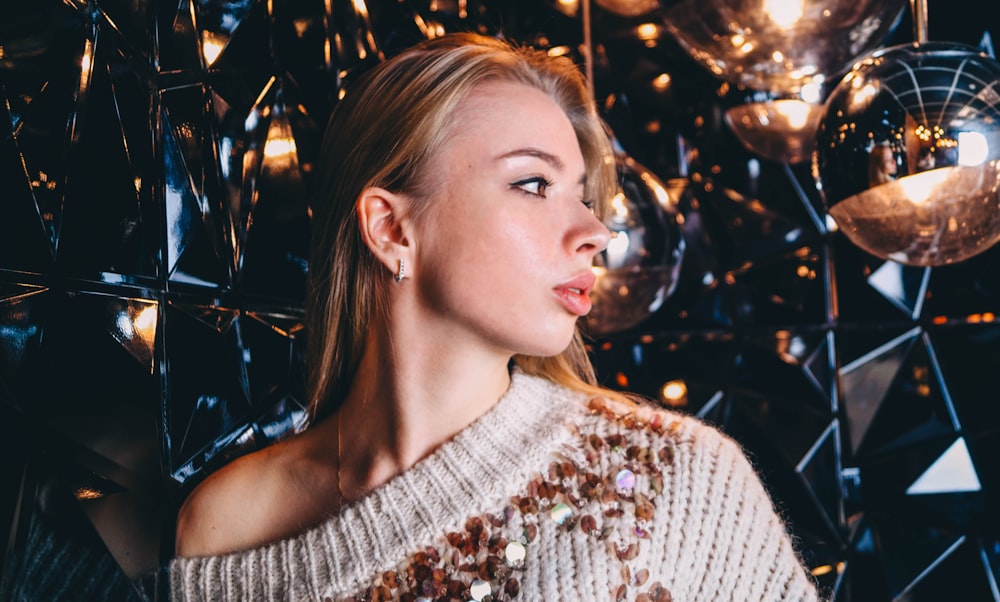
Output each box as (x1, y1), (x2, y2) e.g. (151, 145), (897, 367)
(581, 199), (596, 212)
(510, 176), (552, 197)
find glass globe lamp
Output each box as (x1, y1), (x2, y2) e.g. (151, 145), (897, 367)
(660, 0), (906, 163)
(724, 92), (827, 164)
(816, 43), (1000, 266)
(585, 154), (685, 336)
(660, 0), (906, 97)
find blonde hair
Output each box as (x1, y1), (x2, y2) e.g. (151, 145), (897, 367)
(307, 33), (620, 419)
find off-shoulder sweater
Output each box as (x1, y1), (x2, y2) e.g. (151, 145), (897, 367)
(170, 370), (820, 601)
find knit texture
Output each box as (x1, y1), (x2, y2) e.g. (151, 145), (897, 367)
(170, 371), (820, 601)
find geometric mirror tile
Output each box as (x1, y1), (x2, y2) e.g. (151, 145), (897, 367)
(873, 516), (966, 600)
(855, 332), (960, 458)
(744, 329), (837, 412)
(0, 284), (46, 409)
(887, 535), (997, 601)
(99, 0), (154, 62)
(867, 261), (930, 320)
(36, 292), (162, 490)
(0, 460), (142, 601)
(161, 88), (231, 288)
(839, 326), (922, 455)
(241, 310), (307, 407)
(56, 19), (156, 280)
(906, 437), (982, 495)
(797, 421), (844, 540)
(159, 0), (203, 73)
(194, 0), (263, 70)
(0, 102), (54, 273)
(165, 302), (251, 481)
(722, 389), (832, 475)
(802, 330), (837, 406)
(226, 75), (314, 300)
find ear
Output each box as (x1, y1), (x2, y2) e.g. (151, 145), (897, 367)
(356, 186), (412, 276)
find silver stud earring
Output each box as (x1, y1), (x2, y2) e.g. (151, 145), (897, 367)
(394, 258), (405, 282)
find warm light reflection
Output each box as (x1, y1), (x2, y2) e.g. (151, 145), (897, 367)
(74, 487), (104, 501)
(351, 0), (370, 17)
(849, 83), (878, 112)
(764, 0), (804, 29)
(958, 131), (989, 166)
(896, 169), (951, 205)
(201, 32), (226, 66)
(637, 23), (659, 41)
(810, 562), (844, 577)
(133, 305), (158, 344)
(79, 38), (94, 95)
(640, 172), (671, 208)
(773, 100), (811, 129)
(605, 231), (630, 264)
(610, 191), (629, 221)
(652, 73), (671, 92)
(263, 137), (297, 159)
(661, 380), (688, 407)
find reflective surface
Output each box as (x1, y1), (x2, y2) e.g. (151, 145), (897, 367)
(724, 98), (825, 164)
(818, 43), (1000, 266)
(586, 153), (684, 335)
(659, 0), (907, 96)
(0, 1), (999, 600)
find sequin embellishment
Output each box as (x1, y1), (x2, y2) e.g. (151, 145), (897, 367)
(344, 399), (677, 601)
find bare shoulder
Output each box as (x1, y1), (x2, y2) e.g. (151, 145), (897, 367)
(174, 431), (336, 559)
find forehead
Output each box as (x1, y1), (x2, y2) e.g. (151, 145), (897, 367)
(440, 80), (584, 169)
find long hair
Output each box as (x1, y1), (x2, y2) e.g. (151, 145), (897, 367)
(306, 33), (620, 420)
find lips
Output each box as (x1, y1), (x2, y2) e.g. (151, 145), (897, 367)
(554, 271), (597, 316)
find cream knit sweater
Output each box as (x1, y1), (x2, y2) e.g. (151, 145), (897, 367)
(170, 371), (820, 601)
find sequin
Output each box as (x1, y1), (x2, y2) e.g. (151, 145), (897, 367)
(469, 579), (491, 601)
(615, 469), (636, 491)
(504, 541), (526, 566)
(550, 502), (572, 525)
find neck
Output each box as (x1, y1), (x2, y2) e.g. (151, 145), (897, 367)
(330, 314), (513, 500)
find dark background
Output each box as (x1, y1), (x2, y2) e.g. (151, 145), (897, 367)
(1, 0), (999, 599)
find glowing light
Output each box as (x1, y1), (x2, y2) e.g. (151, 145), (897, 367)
(605, 231), (631, 264)
(897, 169), (951, 205)
(351, 0), (370, 17)
(764, 0), (804, 28)
(800, 82), (823, 104)
(652, 73), (672, 92)
(661, 380), (688, 407)
(637, 23), (659, 41)
(957, 131), (989, 166)
(134, 305), (158, 343)
(849, 83), (878, 111)
(264, 137), (297, 159)
(773, 100), (812, 129)
(201, 32), (226, 66)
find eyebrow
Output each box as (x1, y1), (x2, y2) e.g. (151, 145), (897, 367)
(496, 147), (588, 186)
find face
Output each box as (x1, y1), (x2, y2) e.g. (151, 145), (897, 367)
(880, 146), (897, 175)
(407, 80), (611, 359)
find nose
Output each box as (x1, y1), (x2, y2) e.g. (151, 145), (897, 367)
(569, 204), (612, 257)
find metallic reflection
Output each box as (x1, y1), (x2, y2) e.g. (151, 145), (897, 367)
(724, 98), (825, 164)
(819, 43), (1000, 266)
(586, 152), (684, 335)
(660, 0), (906, 97)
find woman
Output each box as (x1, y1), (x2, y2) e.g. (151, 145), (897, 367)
(171, 33), (820, 601)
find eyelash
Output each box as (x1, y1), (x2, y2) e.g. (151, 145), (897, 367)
(510, 177), (594, 211)
(510, 176), (553, 197)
